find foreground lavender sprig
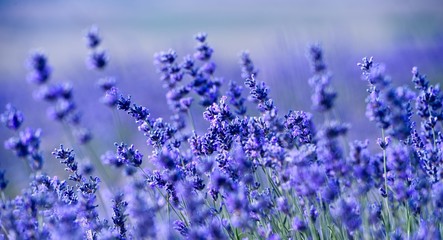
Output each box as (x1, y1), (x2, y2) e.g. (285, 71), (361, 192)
(52, 145), (105, 238)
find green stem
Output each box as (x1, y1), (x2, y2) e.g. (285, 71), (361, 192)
(187, 109), (196, 133)
(84, 143), (113, 185)
(0, 222), (10, 240)
(304, 197), (319, 240)
(261, 166), (282, 197)
(381, 128), (391, 234)
(112, 109), (125, 141)
(22, 156), (33, 177)
(0, 191), (6, 203)
(426, 108), (437, 150)
(156, 187), (188, 226)
(406, 202), (413, 240)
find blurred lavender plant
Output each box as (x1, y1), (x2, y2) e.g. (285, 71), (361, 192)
(27, 50), (92, 145)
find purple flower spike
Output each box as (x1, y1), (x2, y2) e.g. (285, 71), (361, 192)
(1, 104), (24, 130)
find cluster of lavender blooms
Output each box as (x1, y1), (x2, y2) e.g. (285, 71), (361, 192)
(1, 27), (443, 240)
(26, 49), (92, 145)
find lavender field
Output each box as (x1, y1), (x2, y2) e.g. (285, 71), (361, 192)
(1, 0), (443, 239)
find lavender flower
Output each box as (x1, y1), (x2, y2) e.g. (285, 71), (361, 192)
(433, 181), (443, 209)
(128, 186), (157, 239)
(35, 83), (73, 102)
(377, 136), (391, 150)
(101, 87), (120, 107)
(4, 128), (43, 170)
(0, 170), (8, 190)
(194, 32), (213, 61)
(111, 193), (128, 239)
(239, 51), (259, 79)
(85, 25), (101, 49)
(331, 198), (362, 233)
(115, 142), (143, 167)
(87, 50), (108, 70)
(174, 220), (189, 237)
(128, 103), (150, 122)
(307, 44), (337, 112)
(349, 140), (373, 193)
(245, 75), (268, 104)
(307, 44), (327, 74)
(290, 164), (326, 198)
(226, 80), (247, 115)
(321, 179), (340, 203)
(365, 89), (391, 129)
(154, 48), (185, 105)
(50, 205), (83, 240)
(74, 127), (93, 145)
(292, 217), (307, 232)
(309, 74), (337, 112)
(276, 196), (290, 215)
(97, 77), (116, 91)
(358, 59), (391, 89)
(1, 104), (24, 130)
(284, 110), (316, 145)
(385, 86), (415, 140)
(53, 145), (82, 182)
(368, 203), (382, 225)
(26, 51), (51, 84)
(316, 121), (349, 180)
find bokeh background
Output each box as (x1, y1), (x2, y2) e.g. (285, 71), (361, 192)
(1, 0), (443, 196)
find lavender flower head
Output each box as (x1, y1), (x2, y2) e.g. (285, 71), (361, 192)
(115, 142), (143, 167)
(307, 44), (337, 112)
(358, 57), (390, 89)
(433, 181), (443, 209)
(27, 51), (52, 84)
(307, 43), (327, 74)
(0, 170), (8, 190)
(194, 32), (213, 61)
(365, 88), (391, 129)
(101, 87), (119, 107)
(174, 220), (189, 237)
(331, 197), (362, 233)
(239, 51), (259, 79)
(284, 110), (316, 145)
(85, 25), (101, 49)
(1, 104), (24, 130)
(292, 217), (307, 232)
(103, 142), (143, 170)
(34, 83), (73, 102)
(97, 77), (116, 91)
(87, 50), (108, 70)
(5, 128), (42, 158)
(226, 80), (247, 115)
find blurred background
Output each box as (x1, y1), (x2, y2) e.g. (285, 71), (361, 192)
(1, 0), (442, 195)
